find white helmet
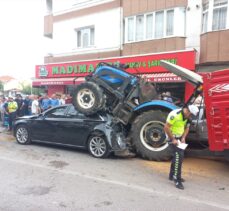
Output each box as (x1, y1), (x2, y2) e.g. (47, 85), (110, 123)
(188, 105), (199, 116)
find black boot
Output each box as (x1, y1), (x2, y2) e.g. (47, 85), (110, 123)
(169, 176), (185, 182)
(175, 181), (184, 190)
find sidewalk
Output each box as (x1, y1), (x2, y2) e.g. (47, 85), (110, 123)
(0, 125), (7, 133)
(0, 123), (15, 141)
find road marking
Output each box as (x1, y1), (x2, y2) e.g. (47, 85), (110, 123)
(0, 155), (228, 210)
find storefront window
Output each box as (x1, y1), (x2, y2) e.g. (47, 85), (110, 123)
(156, 82), (185, 105)
(66, 85), (75, 96)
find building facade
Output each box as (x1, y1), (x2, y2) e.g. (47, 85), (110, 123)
(34, 0), (229, 98)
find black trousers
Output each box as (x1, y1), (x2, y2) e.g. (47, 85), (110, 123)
(169, 144), (184, 181)
(8, 112), (17, 130)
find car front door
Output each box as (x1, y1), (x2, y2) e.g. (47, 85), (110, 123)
(56, 105), (102, 147)
(31, 106), (68, 143)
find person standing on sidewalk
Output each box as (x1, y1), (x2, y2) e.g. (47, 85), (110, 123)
(4, 97), (18, 131)
(41, 94), (51, 112)
(0, 97), (6, 124)
(50, 94), (59, 108)
(164, 104), (199, 190)
(15, 94), (24, 117)
(31, 95), (40, 115)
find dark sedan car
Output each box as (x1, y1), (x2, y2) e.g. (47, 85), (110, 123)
(13, 104), (127, 158)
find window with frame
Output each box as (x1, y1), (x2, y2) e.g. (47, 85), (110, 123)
(146, 14), (153, 39)
(76, 26), (95, 48)
(202, 0), (228, 33)
(136, 15), (144, 41)
(202, 2), (209, 33)
(155, 11), (164, 38)
(212, 0), (228, 30)
(127, 17), (134, 42)
(166, 10), (174, 36)
(125, 9), (175, 43)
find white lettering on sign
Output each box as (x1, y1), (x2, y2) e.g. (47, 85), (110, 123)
(40, 81), (64, 85)
(153, 77), (182, 82)
(209, 84), (229, 93)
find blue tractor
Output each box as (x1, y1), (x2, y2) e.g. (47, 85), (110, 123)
(73, 62), (178, 161)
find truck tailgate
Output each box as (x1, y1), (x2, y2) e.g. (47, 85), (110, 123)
(203, 69), (229, 151)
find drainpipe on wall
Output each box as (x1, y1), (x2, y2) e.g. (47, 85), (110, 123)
(120, 0), (123, 56)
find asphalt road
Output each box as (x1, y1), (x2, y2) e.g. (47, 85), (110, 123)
(0, 130), (229, 211)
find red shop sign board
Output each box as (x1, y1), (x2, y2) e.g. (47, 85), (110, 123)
(35, 50), (196, 79)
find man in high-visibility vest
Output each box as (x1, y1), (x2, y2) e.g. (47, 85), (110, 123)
(164, 104), (199, 190)
(4, 97), (18, 131)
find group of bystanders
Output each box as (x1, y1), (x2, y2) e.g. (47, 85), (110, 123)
(0, 93), (72, 132)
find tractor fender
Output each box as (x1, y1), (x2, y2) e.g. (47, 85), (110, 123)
(134, 100), (178, 113)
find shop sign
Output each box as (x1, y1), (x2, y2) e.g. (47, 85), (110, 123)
(38, 66), (48, 77)
(36, 50), (195, 79)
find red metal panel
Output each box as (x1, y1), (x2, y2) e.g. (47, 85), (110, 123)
(203, 69), (229, 151)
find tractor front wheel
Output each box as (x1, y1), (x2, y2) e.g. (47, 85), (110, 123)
(73, 82), (105, 115)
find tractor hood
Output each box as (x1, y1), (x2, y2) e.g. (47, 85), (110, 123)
(160, 60), (203, 86)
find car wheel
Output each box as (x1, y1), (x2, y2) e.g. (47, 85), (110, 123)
(73, 82), (105, 115)
(15, 125), (31, 145)
(88, 134), (110, 158)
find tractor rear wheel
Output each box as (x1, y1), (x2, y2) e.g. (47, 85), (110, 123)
(131, 110), (172, 161)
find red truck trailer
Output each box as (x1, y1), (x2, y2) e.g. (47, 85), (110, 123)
(161, 61), (229, 161)
(203, 69), (229, 160)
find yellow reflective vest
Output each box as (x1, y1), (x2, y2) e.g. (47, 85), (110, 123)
(8, 101), (18, 113)
(166, 109), (190, 137)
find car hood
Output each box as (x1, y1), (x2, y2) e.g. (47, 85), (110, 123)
(160, 60), (203, 86)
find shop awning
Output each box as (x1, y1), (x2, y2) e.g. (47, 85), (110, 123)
(140, 73), (185, 83)
(32, 73), (184, 86)
(32, 77), (85, 86)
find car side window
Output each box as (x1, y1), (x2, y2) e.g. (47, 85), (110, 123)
(45, 107), (67, 118)
(67, 105), (85, 119)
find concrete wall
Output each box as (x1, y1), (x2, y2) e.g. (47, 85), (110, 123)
(200, 30), (229, 64)
(123, 0), (187, 17)
(185, 0), (202, 64)
(122, 37), (185, 55)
